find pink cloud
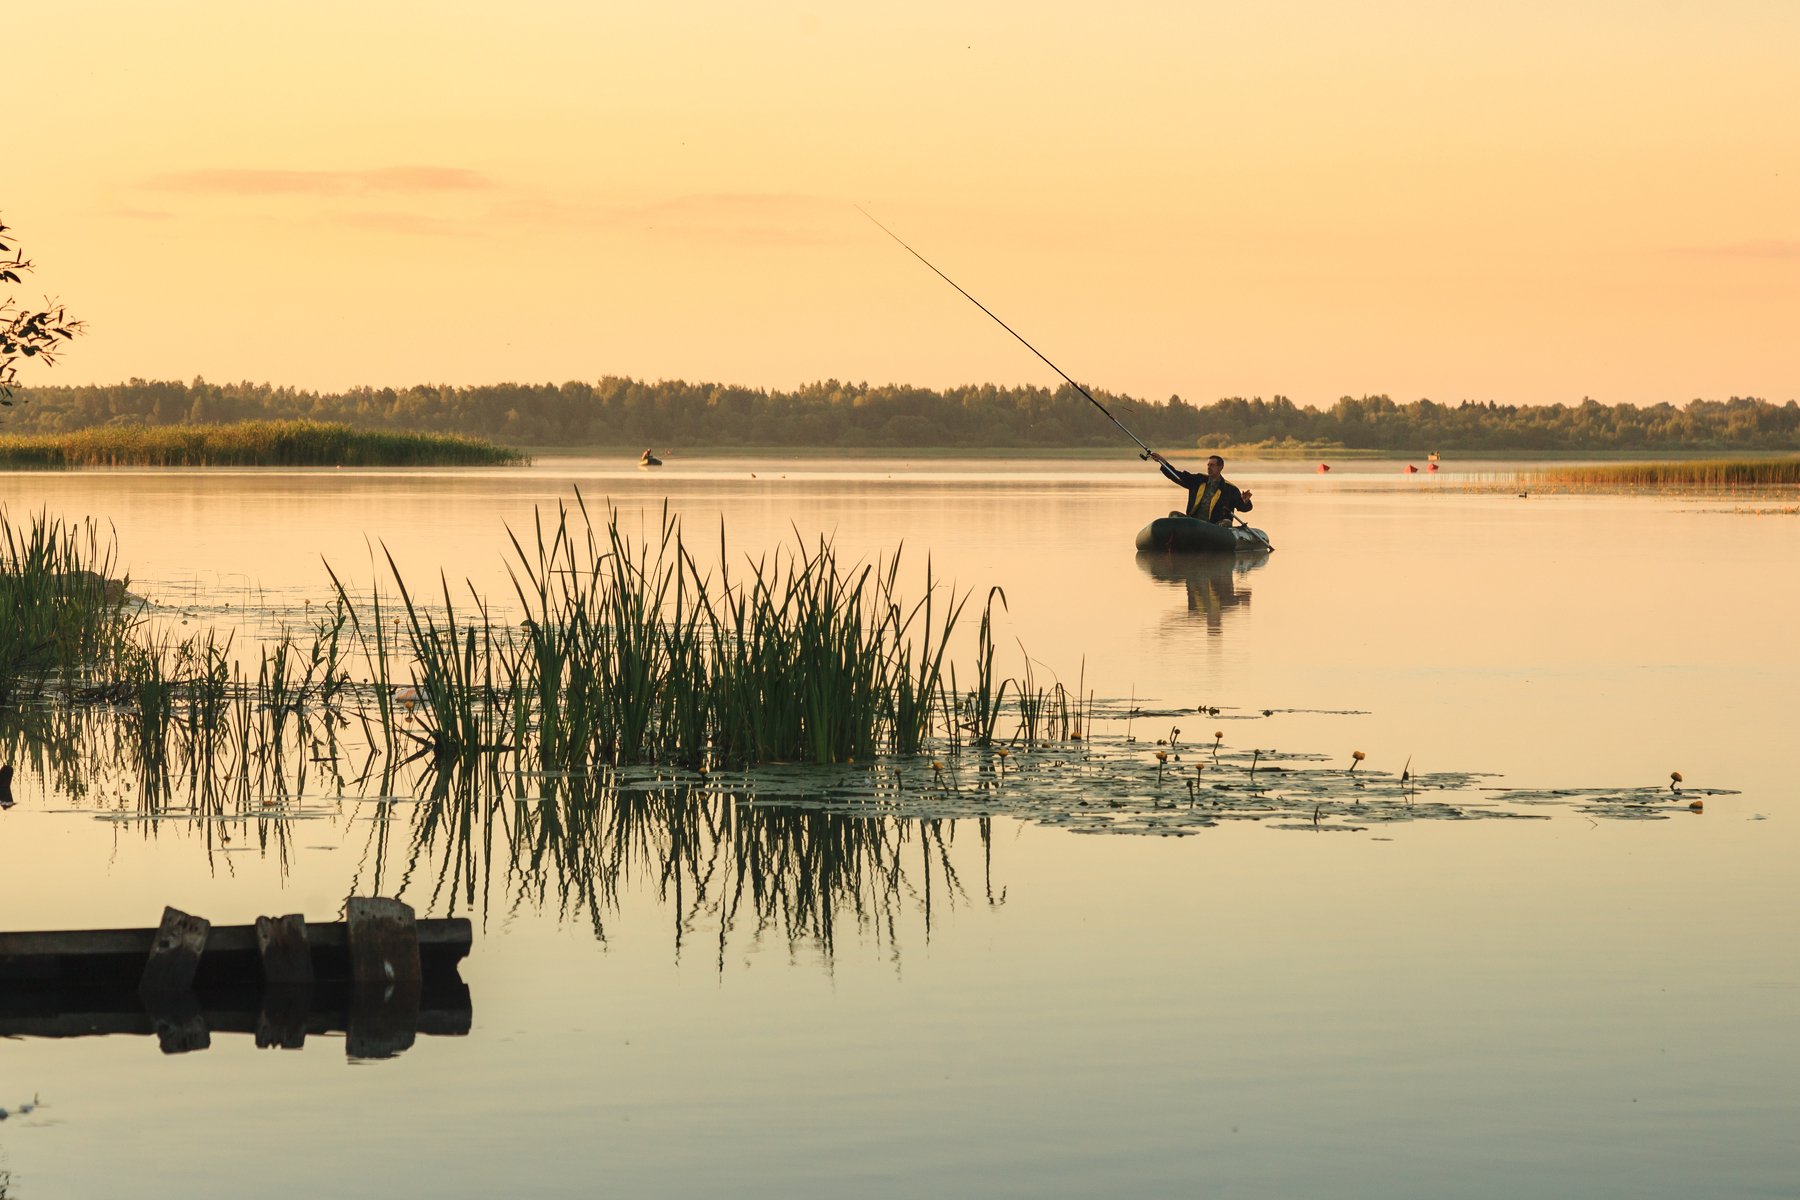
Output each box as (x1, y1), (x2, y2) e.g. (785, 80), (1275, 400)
(146, 167), (493, 195)
(489, 192), (848, 245)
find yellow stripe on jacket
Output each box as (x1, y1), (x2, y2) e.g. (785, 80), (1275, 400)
(1190, 482), (1224, 521)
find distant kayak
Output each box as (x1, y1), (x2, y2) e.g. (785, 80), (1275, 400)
(639, 449), (663, 467)
(1134, 516), (1273, 554)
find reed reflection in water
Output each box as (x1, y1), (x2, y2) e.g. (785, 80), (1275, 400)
(364, 764), (1001, 967)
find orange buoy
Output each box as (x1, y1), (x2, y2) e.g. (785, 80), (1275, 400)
(1317, 463), (1331, 473)
(1404, 464), (1419, 474)
(1427, 462), (1439, 472)
(1688, 799), (1704, 812)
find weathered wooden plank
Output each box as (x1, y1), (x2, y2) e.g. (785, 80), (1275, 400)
(1, 917), (472, 985)
(1, 918), (470, 958)
(255, 914), (313, 985)
(137, 907), (210, 996)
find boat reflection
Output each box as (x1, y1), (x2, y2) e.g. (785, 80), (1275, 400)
(1135, 552), (1269, 632)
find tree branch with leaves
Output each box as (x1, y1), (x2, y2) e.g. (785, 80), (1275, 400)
(1, 215), (84, 407)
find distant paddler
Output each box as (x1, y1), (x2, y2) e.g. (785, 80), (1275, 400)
(1146, 451), (1254, 525)
(639, 448), (663, 467)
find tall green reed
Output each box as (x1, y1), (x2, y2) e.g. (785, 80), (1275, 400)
(0, 508), (139, 705)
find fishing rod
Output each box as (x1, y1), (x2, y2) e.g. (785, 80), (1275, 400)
(856, 206), (1156, 460)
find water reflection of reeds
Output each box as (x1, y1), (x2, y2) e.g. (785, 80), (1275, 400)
(365, 764), (992, 964)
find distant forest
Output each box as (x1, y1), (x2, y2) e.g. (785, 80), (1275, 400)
(9, 377), (1800, 452)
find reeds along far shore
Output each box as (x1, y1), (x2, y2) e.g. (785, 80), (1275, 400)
(1529, 459), (1800, 487)
(0, 420), (526, 467)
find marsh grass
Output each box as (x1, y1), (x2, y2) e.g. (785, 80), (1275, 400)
(0, 420), (527, 468)
(0, 509), (139, 706)
(496, 493), (975, 771)
(8, 493), (1092, 818)
(1529, 459), (1800, 488)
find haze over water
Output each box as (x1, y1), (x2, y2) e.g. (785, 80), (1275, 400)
(1, 458), (1794, 1198)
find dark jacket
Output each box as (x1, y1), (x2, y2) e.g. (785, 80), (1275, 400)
(1158, 462), (1253, 524)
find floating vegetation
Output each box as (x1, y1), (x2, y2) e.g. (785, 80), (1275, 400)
(0, 420), (527, 468)
(1527, 459), (1800, 488)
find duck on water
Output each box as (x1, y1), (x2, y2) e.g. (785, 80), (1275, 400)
(1137, 451), (1272, 554)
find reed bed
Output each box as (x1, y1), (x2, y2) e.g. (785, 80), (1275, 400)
(0, 509), (141, 706)
(6, 493), (1101, 814)
(495, 493), (972, 769)
(0, 420), (527, 467)
(1528, 458), (1800, 487)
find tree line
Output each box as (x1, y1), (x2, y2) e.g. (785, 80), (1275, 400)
(9, 377), (1800, 451)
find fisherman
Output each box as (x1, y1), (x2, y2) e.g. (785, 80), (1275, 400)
(1147, 452), (1254, 524)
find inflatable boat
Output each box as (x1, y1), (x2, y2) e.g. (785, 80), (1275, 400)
(1133, 516), (1273, 554)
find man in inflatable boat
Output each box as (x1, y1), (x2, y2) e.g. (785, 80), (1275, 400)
(1147, 452), (1254, 524)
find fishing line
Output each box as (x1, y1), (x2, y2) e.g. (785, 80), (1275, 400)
(856, 206), (1155, 459)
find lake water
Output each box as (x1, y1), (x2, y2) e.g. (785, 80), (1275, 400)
(1, 458), (1796, 1198)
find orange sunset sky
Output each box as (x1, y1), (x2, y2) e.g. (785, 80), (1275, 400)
(10, 0), (1797, 407)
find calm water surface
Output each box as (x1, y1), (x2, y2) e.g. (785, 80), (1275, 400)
(1, 458), (1795, 1198)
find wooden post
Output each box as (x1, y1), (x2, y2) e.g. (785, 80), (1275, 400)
(138, 907), (209, 996)
(346, 898), (420, 992)
(255, 914), (313, 985)
(346, 897), (422, 1059)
